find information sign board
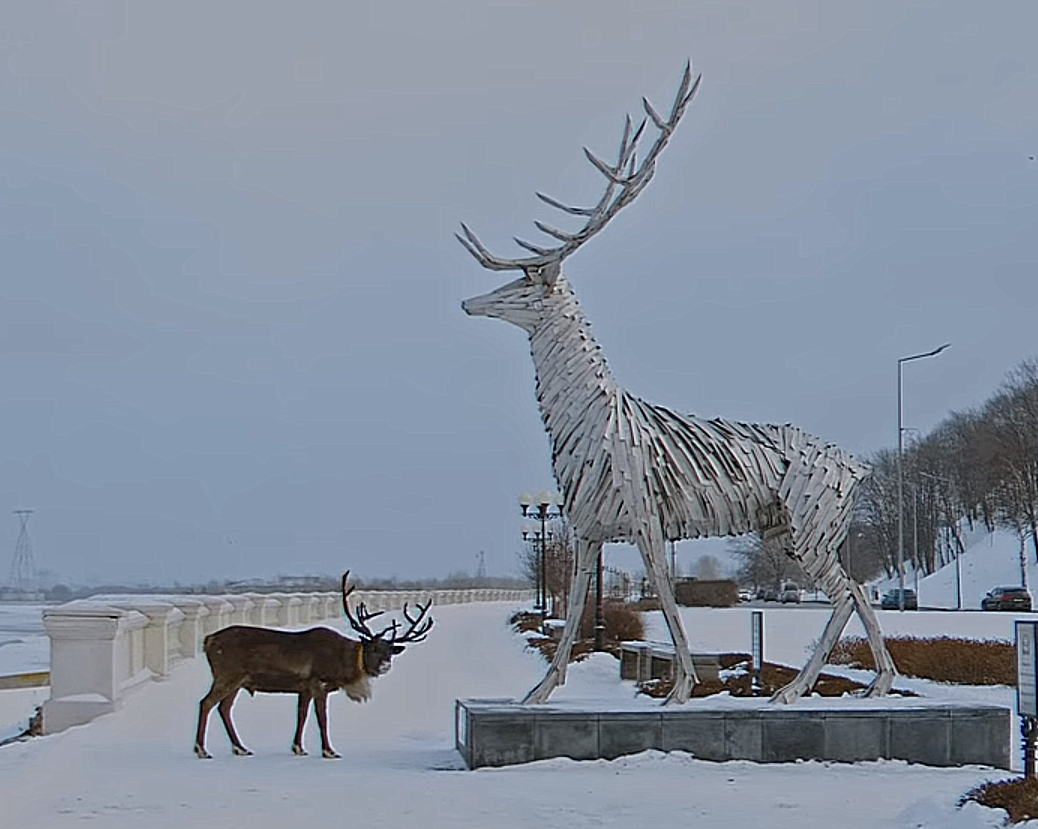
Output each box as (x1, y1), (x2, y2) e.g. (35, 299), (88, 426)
(1017, 621), (1038, 718)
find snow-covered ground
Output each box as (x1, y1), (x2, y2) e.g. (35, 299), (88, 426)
(0, 600), (1027, 829)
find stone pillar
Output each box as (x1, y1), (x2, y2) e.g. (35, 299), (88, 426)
(225, 595), (255, 626)
(108, 600), (185, 677)
(42, 602), (148, 734)
(170, 599), (209, 658)
(199, 598), (234, 635)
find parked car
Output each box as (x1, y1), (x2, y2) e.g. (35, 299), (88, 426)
(738, 589), (753, 603)
(780, 582), (801, 603)
(981, 586), (1032, 612)
(880, 588), (918, 610)
(763, 588), (779, 602)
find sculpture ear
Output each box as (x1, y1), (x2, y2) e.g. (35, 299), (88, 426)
(535, 261), (560, 288)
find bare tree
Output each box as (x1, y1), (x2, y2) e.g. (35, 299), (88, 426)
(691, 554), (723, 581)
(986, 359), (1038, 562)
(729, 533), (804, 591)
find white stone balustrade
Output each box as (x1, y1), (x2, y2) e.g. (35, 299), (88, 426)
(40, 588), (533, 735)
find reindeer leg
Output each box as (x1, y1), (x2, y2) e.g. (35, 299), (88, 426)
(216, 688), (252, 756)
(194, 683), (221, 759)
(313, 691), (340, 759)
(637, 529), (698, 705)
(522, 537), (600, 704)
(848, 580), (897, 697)
(195, 680), (239, 758)
(292, 691), (312, 755)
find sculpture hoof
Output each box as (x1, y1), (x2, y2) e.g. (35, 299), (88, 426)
(861, 672), (894, 698)
(521, 671), (559, 705)
(291, 744), (307, 756)
(770, 683), (806, 705)
(663, 676), (694, 706)
(231, 745), (253, 756)
(193, 744), (212, 759)
(322, 748), (341, 759)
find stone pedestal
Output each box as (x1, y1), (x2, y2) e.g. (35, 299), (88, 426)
(455, 699), (1012, 770)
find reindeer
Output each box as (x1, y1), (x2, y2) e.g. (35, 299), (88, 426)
(193, 572), (432, 758)
(459, 62), (897, 706)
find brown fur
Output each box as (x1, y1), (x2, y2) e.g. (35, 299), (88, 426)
(193, 625), (402, 759)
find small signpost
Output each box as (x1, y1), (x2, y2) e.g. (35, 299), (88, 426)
(1016, 621), (1038, 777)
(751, 610), (764, 696)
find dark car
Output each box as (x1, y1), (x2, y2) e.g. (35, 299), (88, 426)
(981, 587), (1032, 612)
(880, 588), (918, 610)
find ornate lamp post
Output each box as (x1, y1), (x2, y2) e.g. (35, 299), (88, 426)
(897, 344), (949, 611)
(520, 491), (562, 617)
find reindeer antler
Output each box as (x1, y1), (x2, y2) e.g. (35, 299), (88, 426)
(340, 571), (433, 644)
(457, 62), (701, 275)
(341, 570), (396, 641)
(389, 600), (434, 645)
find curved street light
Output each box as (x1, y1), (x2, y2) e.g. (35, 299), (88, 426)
(897, 343), (950, 611)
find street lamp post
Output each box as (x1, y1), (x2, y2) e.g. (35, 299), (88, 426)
(520, 491), (562, 618)
(897, 344), (949, 611)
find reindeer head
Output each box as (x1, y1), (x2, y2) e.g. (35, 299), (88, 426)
(340, 572), (433, 677)
(459, 63), (700, 329)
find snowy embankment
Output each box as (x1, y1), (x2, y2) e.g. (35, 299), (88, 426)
(0, 601), (1022, 829)
(877, 527), (1037, 610)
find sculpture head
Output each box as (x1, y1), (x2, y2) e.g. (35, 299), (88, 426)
(461, 263), (561, 333)
(457, 64), (700, 332)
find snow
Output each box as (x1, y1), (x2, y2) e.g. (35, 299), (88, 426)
(0, 600), (1030, 829)
(878, 528), (1036, 610)
(0, 602), (49, 675)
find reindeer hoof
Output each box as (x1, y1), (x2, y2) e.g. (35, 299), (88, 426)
(193, 744), (212, 759)
(231, 745), (253, 756)
(291, 744), (307, 756)
(321, 748), (341, 759)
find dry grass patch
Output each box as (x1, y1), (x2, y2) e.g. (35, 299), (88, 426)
(829, 636), (1014, 685)
(638, 653), (917, 699)
(962, 778), (1038, 825)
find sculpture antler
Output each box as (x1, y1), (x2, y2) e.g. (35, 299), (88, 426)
(456, 62), (701, 275)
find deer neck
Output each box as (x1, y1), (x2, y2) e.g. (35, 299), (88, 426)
(529, 279), (618, 493)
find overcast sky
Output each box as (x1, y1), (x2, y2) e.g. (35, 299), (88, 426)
(1, 0), (1035, 585)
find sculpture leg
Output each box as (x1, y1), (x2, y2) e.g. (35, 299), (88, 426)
(771, 591), (854, 703)
(637, 530), (698, 705)
(522, 538), (601, 704)
(848, 580), (897, 697)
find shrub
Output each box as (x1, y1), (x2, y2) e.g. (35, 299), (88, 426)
(961, 778), (1038, 824)
(828, 636), (1014, 685)
(673, 579), (738, 607)
(512, 602), (644, 664)
(579, 599), (645, 645)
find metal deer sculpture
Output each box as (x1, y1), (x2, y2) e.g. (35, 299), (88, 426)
(459, 63), (896, 705)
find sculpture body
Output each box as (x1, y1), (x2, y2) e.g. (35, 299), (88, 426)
(460, 64), (896, 704)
